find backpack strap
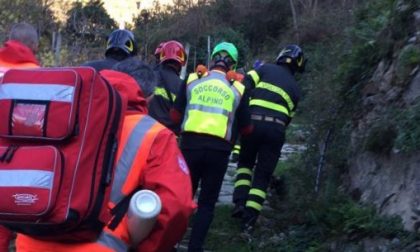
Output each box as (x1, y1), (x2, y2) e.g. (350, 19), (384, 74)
(108, 187), (141, 230)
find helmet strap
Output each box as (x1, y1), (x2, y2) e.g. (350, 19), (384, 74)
(212, 54), (235, 71)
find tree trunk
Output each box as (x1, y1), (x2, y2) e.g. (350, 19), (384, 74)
(312, 0), (318, 17)
(289, 0), (300, 43)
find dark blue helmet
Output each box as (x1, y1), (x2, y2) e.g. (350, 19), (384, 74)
(276, 44), (306, 73)
(105, 29), (138, 57)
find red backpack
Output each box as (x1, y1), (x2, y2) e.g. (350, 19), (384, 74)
(0, 67), (125, 241)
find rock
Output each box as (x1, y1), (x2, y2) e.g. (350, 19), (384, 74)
(402, 71), (420, 104)
(391, 238), (401, 247)
(414, 10), (420, 32)
(348, 151), (420, 231)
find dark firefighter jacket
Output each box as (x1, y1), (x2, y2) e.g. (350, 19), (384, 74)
(148, 64), (182, 134)
(244, 63), (301, 126)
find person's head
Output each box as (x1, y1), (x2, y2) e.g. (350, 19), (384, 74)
(275, 44), (306, 75)
(159, 40), (186, 74)
(8, 22), (39, 53)
(105, 29), (138, 61)
(210, 42), (238, 71)
(154, 42), (166, 61)
(113, 57), (157, 99)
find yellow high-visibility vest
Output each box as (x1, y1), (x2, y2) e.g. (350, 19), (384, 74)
(181, 70), (244, 141)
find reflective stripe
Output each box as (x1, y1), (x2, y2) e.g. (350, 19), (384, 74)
(0, 83), (75, 102)
(232, 144), (240, 154)
(249, 99), (290, 116)
(154, 87), (176, 101)
(246, 201), (263, 211)
(234, 180), (251, 187)
(232, 81), (245, 95)
(187, 72), (209, 84)
(247, 70), (260, 85)
(0, 67), (8, 78)
(236, 168), (252, 176)
(110, 116), (156, 204)
(249, 188), (266, 199)
(188, 104), (230, 116)
(97, 230), (129, 252)
(256, 81), (294, 111)
(0, 170), (53, 189)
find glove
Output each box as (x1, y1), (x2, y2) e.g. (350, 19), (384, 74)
(195, 64), (208, 77)
(226, 70), (244, 83)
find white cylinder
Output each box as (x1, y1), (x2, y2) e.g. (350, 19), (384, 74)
(127, 189), (162, 247)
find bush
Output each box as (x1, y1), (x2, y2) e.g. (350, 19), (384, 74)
(396, 44), (420, 84)
(364, 124), (397, 154)
(394, 101), (420, 152)
(330, 201), (403, 238)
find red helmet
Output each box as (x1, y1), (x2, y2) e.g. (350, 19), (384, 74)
(159, 40), (186, 66)
(154, 42), (165, 57)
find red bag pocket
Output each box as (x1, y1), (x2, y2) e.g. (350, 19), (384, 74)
(0, 146), (63, 222)
(0, 69), (80, 140)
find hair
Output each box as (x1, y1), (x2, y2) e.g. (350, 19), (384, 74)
(8, 22), (39, 52)
(113, 58), (157, 97)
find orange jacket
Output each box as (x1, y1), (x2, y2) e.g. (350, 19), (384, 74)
(0, 40), (39, 77)
(15, 70), (196, 252)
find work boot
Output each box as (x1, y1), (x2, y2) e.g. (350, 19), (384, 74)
(241, 210), (258, 234)
(231, 204), (245, 219)
(230, 153), (239, 163)
(241, 221), (255, 235)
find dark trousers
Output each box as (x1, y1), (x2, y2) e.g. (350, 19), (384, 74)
(233, 120), (285, 219)
(181, 148), (230, 252)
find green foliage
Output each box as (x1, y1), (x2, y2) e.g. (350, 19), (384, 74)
(0, 0), (416, 248)
(205, 201), (408, 251)
(65, 0), (115, 38)
(0, 0), (57, 40)
(274, 153), (302, 177)
(398, 45), (420, 67)
(231, 0), (290, 54)
(285, 123), (309, 144)
(353, 0), (393, 39)
(0, 0), (57, 66)
(321, 200), (404, 238)
(394, 100), (420, 152)
(396, 44), (420, 84)
(388, 0), (420, 40)
(133, 0), (290, 66)
(64, 0), (116, 64)
(337, 0), (393, 99)
(205, 205), (328, 252)
(205, 205), (252, 252)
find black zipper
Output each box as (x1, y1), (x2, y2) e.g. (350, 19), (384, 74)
(85, 77), (122, 228)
